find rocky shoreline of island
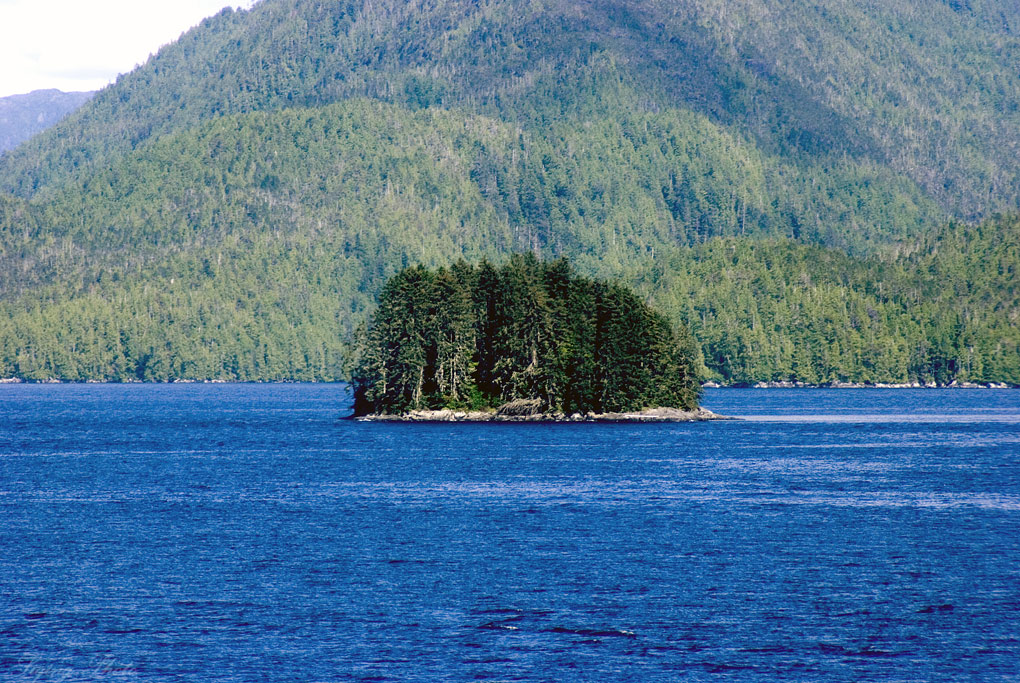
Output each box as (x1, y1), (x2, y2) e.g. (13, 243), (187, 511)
(353, 405), (730, 423)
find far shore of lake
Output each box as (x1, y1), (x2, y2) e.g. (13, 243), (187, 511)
(0, 377), (1015, 389)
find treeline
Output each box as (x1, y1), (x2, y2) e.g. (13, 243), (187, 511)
(352, 255), (701, 415)
(0, 216), (1017, 386)
(646, 220), (1020, 385)
(0, 242), (349, 382)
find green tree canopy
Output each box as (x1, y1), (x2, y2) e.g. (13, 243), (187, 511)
(352, 255), (701, 415)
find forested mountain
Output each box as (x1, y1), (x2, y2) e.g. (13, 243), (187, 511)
(0, 0), (1017, 384)
(4, 0), (1019, 223)
(0, 90), (92, 153)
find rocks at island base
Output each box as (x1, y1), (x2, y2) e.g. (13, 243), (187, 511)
(355, 406), (729, 423)
(495, 398), (544, 417)
(599, 407), (729, 422)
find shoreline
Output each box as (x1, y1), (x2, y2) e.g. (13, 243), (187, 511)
(0, 378), (1015, 389)
(705, 380), (1014, 389)
(354, 407), (732, 423)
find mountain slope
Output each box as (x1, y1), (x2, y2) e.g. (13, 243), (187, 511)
(2, 0), (1018, 224)
(0, 0), (1017, 384)
(0, 99), (938, 301)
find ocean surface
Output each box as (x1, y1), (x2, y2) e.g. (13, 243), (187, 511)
(1, 385), (1019, 682)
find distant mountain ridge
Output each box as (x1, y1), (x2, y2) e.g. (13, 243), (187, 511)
(0, 89), (93, 153)
(0, 0), (1017, 384)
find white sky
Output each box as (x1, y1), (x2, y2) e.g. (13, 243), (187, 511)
(0, 0), (257, 98)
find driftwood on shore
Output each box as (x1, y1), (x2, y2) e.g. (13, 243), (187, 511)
(353, 406), (730, 423)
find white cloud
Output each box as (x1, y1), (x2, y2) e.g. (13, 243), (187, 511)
(0, 0), (256, 97)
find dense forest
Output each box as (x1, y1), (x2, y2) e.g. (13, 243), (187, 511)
(0, 0), (1017, 385)
(352, 255), (701, 415)
(4, 0), (1019, 224)
(1, 213), (1016, 385)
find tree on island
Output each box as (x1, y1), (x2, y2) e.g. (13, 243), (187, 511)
(351, 254), (701, 416)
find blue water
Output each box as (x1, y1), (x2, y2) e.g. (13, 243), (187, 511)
(2, 385), (1019, 681)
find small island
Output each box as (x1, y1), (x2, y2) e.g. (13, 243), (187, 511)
(351, 255), (721, 422)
